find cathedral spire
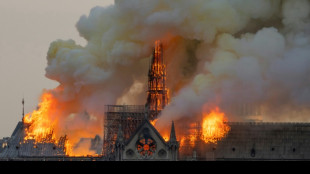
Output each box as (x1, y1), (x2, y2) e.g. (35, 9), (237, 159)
(146, 40), (168, 120)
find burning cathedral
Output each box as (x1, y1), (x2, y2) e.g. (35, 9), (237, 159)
(1, 41), (310, 161)
(0, 41), (179, 161)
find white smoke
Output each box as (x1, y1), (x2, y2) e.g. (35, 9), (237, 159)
(44, 0), (310, 143)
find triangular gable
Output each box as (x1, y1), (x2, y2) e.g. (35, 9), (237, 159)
(125, 119), (167, 146)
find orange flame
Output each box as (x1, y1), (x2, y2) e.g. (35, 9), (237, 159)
(179, 123), (198, 148)
(201, 107), (230, 144)
(23, 92), (57, 142)
(151, 119), (169, 142)
(162, 134), (169, 142)
(23, 92), (74, 155)
(150, 119), (158, 126)
(177, 107), (230, 151)
(22, 92), (102, 157)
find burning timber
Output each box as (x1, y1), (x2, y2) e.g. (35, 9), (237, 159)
(0, 122), (67, 158)
(146, 40), (169, 120)
(0, 121), (103, 160)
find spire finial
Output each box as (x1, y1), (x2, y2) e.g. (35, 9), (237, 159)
(169, 121), (177, 142)
(22, 97), (25, 122)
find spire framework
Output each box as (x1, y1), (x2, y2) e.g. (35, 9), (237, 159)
(146, 40), (169, 120)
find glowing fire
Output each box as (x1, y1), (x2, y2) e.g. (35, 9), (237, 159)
(162, 134), (169, 142)
(24, 92), (57, 142)
(150, 119), (158, 126)
(23, 92), (73, 155)
(179, 123), (198, 148)
(201, 107), (230, 144)
(177, 107), (230, 150)
(146, 40), (169, 120)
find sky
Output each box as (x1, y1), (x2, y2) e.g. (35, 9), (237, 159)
(0, 0), (114, 138)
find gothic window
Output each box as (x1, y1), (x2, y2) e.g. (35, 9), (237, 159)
(136, 128), (156, 158)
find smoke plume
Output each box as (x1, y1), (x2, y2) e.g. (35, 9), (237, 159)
(37, 0), (310, 150)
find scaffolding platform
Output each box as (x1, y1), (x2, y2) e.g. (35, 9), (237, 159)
(103, 105), (146, 158)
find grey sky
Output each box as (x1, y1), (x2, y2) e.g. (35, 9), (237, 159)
(0, 0), (114, 138)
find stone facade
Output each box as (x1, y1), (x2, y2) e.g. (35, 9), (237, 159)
(115, 120), (179, 161)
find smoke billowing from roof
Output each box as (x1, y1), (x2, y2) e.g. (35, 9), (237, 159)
(44, 0), (310, 142)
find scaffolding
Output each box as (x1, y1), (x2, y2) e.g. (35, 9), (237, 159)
(103, 105), (146, 158)
(178, 121), (203, 160)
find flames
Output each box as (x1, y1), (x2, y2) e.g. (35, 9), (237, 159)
(150, 119), (158, 126)
(23, 92), (73, 155)
(178, 123), (199, 149)
(154, 105), (230, 150)
(177, 107), (230, 149)
(23, 92), (57, 142)
(201, 107), (230, 144)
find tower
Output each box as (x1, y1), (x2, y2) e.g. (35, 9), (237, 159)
(146, 40), (168, 120)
